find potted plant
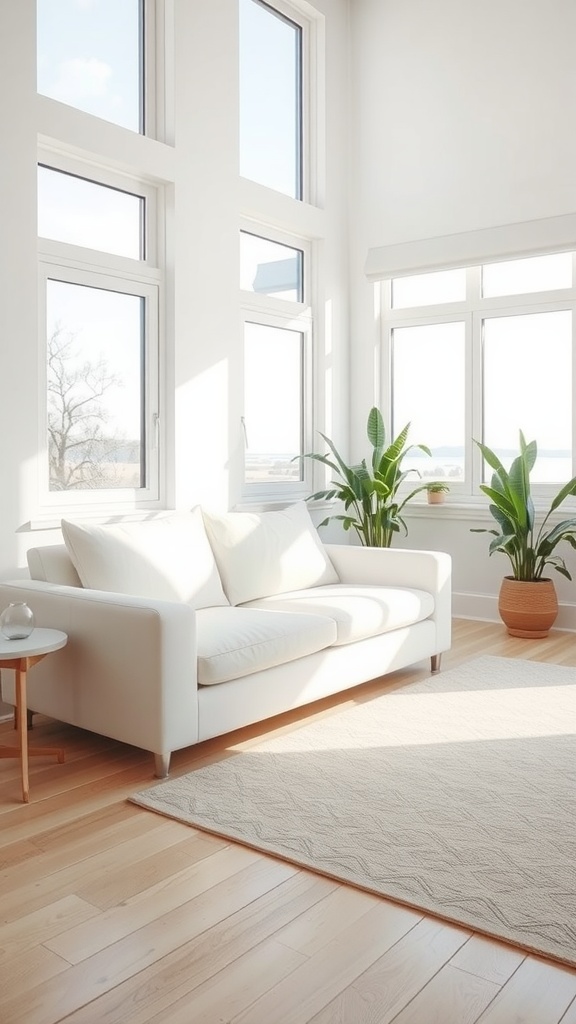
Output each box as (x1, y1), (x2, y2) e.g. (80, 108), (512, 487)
(471, 431), (576, 637)
(298, 407), (431, 547)
(426, 482), (450, 505)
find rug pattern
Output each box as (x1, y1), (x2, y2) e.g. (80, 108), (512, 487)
(131, 656), (576, 967)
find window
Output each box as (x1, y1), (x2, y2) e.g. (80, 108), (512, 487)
(240, 227), (311, 499)
(38, 166), (145, 259)
(243, 322), (304, 484)
(38, 158), (161, 510)
(37, 0), (144, 133)
(240, 231), (303, 300)
(46, 280), (144, 492)
(392, 269), (466, 309)
(239, 0), (303, 198)
(483, 311), (572, 483)
(392, 322), (466, 483)
(383, 253), (576, 496)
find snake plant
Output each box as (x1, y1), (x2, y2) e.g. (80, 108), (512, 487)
(471, 432), (576, 580)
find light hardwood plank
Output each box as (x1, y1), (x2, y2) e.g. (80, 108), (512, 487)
(0, 944), (70, 1001)
(473, 956), (576, 1024)
(0, 857), (298, 1024)
(44, 843), (262, 963)
(450, 933), (526, 984)
(309, 917), (472, 1024)
(60, 873), (335, 1024)
(230, 902), (424, 1024)
(144, 938), (307, 1024)
(274, 882), (382, 957)
(0, 894), (98, 962)
(385, 963), (499, 1024)
(75, 833), (223, 910)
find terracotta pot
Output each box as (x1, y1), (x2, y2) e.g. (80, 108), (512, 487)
(498, 576), (558, 638)
(427, 491), (446, 504)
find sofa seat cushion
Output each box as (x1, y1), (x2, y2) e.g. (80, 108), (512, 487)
(242, 584), (435, 645)
(196, 607), (337, 686)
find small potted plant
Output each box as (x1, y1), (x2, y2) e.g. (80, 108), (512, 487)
(426, 482), (450, 505)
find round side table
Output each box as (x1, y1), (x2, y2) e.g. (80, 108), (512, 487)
(0, 628), (68, 803)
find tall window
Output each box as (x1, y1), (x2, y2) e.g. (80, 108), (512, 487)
(239, 0), (303, 199)
(37, 0), (144, 133)
(38, 158), (160, 508)
(243, 321), (304, 484)
(240, 227), (311, 498)
(383, 252), (575, 495)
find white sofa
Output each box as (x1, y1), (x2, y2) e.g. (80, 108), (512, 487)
(0, 503), (451, 777)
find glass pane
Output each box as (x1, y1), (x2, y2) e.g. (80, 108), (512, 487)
(244, 322), (302, 483)
(392, 322), (466, 483)
(240, 232), (303, 300)
(483, 311), (572, 483)
(37, 0), (142, 132)
(239, 0), (302, 199)
(392, 269), (466, 309)
(482, 253), (572, 297)
(38, 166), (144, 259)
(47, 280), (144, 491)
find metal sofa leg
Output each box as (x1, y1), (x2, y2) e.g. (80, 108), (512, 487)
(431, 653), (442, 673)
(154, 752), (171, 778)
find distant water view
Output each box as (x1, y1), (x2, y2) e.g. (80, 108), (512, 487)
(404, 450), (573, 485)
(245, 450), (574, 487)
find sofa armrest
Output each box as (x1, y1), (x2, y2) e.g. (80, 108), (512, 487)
(324, 544), (452, 653)
(0, 580), (199, 756)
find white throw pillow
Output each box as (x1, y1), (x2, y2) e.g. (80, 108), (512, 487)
(202, 501), (339, 605)
(61, 509), (229, 609)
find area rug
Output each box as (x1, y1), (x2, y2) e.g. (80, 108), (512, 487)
(130, 655), (576, 967)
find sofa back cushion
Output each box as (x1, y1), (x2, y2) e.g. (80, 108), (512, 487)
(28, 544), (83, 587)
(202, 501), (339, 605)
(61, 509), (229, 608)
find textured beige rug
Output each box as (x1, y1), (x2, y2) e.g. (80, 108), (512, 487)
(130, 655), (576, 967)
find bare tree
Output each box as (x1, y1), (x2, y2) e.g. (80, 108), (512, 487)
(47, 326), (137, 490)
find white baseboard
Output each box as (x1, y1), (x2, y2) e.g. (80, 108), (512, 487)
(453, 591), (576, 632)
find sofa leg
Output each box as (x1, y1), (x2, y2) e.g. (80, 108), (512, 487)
(154, 752), (171, 778)
(431, 654), (442, 673)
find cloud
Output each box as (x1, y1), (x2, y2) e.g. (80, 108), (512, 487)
(50, 57), (113, 101)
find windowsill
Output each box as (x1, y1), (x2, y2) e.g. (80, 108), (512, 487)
(402, 499), (576, 522)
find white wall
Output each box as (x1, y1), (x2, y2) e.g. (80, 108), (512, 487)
(0, 0), (351, 578)
(351, 0), (576, 250)
(348, 0), (576, 625)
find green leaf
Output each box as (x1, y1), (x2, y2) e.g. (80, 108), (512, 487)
(366, 407), (385, 449)
(480, 486), (518, 522)
(507, 454), (529, 528)
(549, 476), (576, 512)
(473, 439), (508, 480)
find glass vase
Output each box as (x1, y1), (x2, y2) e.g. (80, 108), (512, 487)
(0, 601), (35, 640)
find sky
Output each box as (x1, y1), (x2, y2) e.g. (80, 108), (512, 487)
(37, 0), (141, 130)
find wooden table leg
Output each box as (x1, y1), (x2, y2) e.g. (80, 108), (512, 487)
(0, 653), (65, 802)
(15, 666), (29, 803)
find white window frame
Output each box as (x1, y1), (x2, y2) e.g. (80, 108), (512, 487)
(239, 0), (313, 204)
(241, 308), (313, 503)
(240, 222), (313, 503)
(381, 256), (576, 504)
(37, 262), (160, 514)
(37, 151), (159, 269)
(36, 151), (164, 517)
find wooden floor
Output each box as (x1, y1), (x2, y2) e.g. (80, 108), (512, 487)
(1, 618), (576, 1024)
